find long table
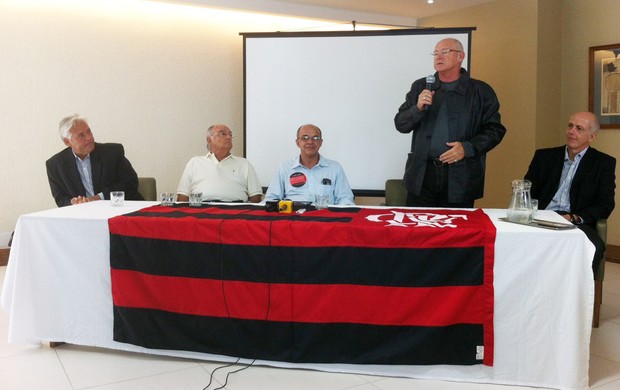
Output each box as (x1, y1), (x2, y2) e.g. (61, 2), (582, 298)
(1, 201), (595, 389)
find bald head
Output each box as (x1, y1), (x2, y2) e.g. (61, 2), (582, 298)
(437, 38), (463, 52)
(570, 111), (599, 133)
(296, 124), (322, 139)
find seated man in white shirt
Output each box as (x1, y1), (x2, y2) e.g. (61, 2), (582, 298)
(176, 124), (263, 203)
(265, 124), (355, 205)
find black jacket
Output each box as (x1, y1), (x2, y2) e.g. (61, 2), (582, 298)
(524, 146), (616, 226)
(394, 69), (506, 203)
(46, 143), (143, 207)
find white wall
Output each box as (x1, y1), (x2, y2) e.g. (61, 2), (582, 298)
(0, 0), (409, 234)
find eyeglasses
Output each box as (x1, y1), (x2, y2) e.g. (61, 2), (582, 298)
(430, 48), (462, 57)
(214, 131), (233, 138)
(298, 135), (322, 142)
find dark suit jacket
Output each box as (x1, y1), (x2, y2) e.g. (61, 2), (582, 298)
(524, 146), (616, 226)
(46, 143), (143, 207)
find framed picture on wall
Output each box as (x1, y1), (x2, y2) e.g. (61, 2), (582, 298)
(589, 43), (620, 129)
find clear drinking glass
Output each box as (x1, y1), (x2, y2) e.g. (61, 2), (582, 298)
(110, 191), (125, 207)
(160, 192), (174, 206)
(314, 194), (329, 209)
(189, 192), (203, 207)
(530, 199), (538, 219)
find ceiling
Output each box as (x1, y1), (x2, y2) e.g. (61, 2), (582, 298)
(269, 0), (495, 19)
(167, 0), (496, 26)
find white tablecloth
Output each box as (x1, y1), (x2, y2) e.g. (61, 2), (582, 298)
(1, 201), (595, 389)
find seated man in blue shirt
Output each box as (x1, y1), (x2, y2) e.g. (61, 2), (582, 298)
(524, 111), (615, 272)
(265, 124), (355, 206)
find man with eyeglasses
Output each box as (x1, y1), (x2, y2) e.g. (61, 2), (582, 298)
(264, 124), (355, 205)
(176, 124), (263, 203)
(524, 111), (616, 272)
(394, 38), (506, 208)
(46, 114), (143, 207)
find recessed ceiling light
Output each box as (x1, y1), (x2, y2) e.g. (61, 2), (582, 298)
(428, 0), (434, 4)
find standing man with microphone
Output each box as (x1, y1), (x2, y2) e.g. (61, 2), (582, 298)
(394, 38), (506, 208)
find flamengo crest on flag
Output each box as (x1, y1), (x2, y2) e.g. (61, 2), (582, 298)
(366, 211), (468, 228)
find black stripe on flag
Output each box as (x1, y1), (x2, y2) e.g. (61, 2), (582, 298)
(114, 307), (483, 365)
(110, 235), (483, 287)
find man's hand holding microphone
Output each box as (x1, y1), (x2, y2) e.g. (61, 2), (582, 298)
(417, 75), (435, 111)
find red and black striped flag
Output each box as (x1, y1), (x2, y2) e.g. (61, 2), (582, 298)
(109, 205), (496, 366)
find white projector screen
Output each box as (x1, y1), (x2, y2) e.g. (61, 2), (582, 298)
(242, 28), (473, 195)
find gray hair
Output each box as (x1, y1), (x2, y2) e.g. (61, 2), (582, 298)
(59, 114), (88, 141)
(590, 115), (601, 133)
(205, 125), (216, 152)
(452, 38), (464, 52)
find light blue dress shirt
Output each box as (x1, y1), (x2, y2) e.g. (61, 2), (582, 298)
(265, 155), (355, 205)
(74, 153), (95, 197)
(73, 152), (104, 199)
(546, 147), (587, 212)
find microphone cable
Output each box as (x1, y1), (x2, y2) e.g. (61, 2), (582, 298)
(203, 208), (273, 389)
(202, 358), (240, 390)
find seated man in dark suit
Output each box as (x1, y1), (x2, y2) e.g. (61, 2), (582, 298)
(46, 114), (143, 207)
(525, 111), (616, 272)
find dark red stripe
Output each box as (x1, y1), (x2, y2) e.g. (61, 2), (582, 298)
(109, 215), (272, 245)
(112, 269), (485, 326)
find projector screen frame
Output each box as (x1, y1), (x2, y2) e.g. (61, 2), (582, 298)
(241, 27), (475, 197)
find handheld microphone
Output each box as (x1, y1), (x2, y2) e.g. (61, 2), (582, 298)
(423, 74), (435, 111)
(426, 74), (435, 90)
